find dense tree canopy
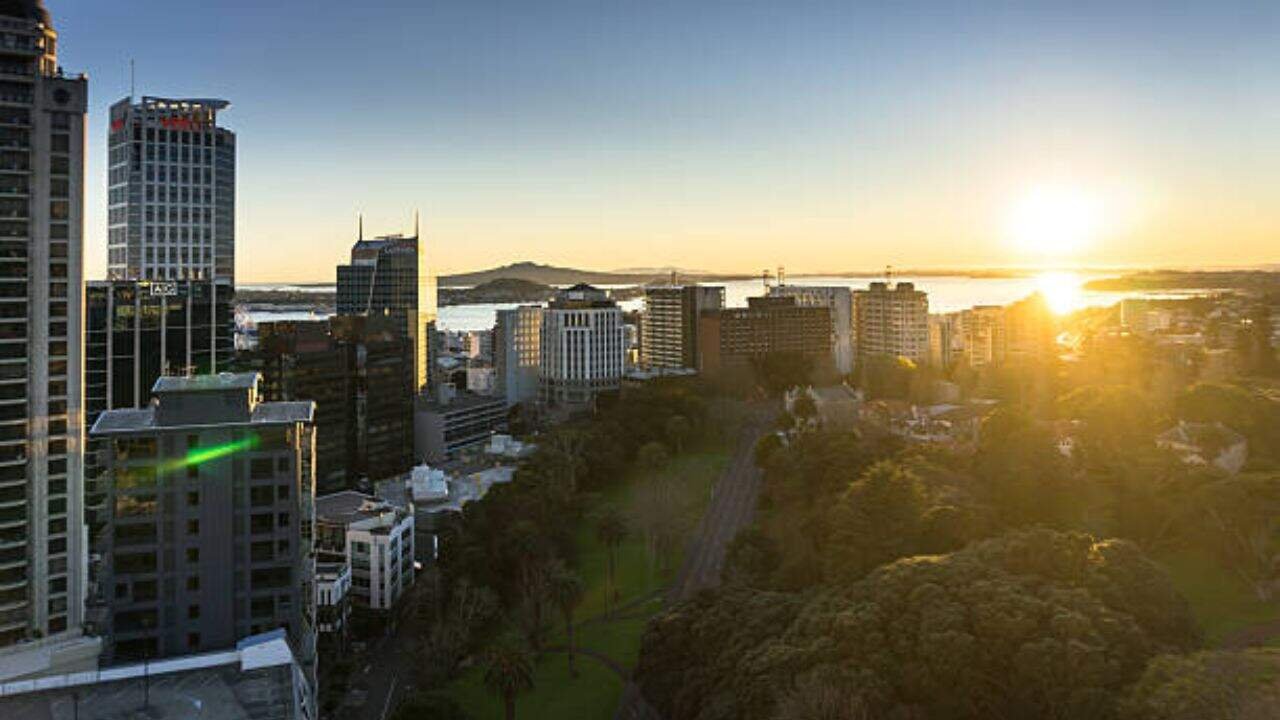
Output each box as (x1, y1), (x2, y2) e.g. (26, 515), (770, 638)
(638, 529), (1198, 720)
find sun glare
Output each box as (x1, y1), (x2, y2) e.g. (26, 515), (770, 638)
(1036, 271), (1084, 315)
(1007, 185), (1102, 258)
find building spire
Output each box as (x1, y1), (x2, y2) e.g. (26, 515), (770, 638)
(413, 210), (420, 239)
(358, 213), (363, 241)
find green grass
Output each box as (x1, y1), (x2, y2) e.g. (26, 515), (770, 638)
(441, 444), (731, 719)
(445, 649), (625, 720)
(1158, 548), (1280, 646)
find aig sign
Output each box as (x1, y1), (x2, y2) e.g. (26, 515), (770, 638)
(149, 282), (179, 297)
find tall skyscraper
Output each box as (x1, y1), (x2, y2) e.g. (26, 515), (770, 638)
(853, 282), (930, 365)
(640, 285), (724, 371)
(89, 374), (316, 674)
(336, 228), (438, 392)
(106, 96), (236, 283)
(0, 0), (100, 678)
(493, 305), (542, 406)
(540, 285), (625, 407)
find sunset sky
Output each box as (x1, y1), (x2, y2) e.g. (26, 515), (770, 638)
(60, 0), (1279, 282)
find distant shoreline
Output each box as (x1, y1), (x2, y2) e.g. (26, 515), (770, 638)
(1083, 271), (1280, 292)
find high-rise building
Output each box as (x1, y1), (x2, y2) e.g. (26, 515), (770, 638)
(106, 97), (235, 283)
(961, 305), (1006, 368)
(0, 0), (100, 678)
(493, 305), (542, 407)
(640, 285), (724, 371)
(88, 373), (316, 674)
(697, 296), (834, 383)
(336, 230), (438, 393)
(853, 282), (929, 365)
(767, 285), (854, 375)
(540, 285), (625, 408)
(244, 316), (413, 493)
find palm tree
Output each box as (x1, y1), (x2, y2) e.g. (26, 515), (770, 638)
(545, 561), (585, 677)
(665, 415), (692, 455)
(594, 504), (629, 617)
(548, 430), (588, 493)
(482, 636), (535, 720)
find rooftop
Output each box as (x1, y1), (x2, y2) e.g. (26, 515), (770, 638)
(315, 491), (406, 529)
(153, 372), (258, 394)
(0, 631), (307, 720)
(90, 401), (314, 435)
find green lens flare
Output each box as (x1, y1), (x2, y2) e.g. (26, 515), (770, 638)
(162, 435), (260, 473)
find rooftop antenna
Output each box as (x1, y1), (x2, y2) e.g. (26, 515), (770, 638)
(778, 266), (786, 287)
(885, 264), (894, 284)
(358, 213), (363, 241)
(761, 269), (772, 291)
(670, 269), (677, 286)
(129, 59), (135, 102)
(414, 210), (420, 238)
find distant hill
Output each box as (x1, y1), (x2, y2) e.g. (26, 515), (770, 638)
(440, 278), (556, 305)
(1084, 271), (1280, 292)
(440, 262), (750, 288)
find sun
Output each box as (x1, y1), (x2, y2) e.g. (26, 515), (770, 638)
(1035, 271), (1084, 315)
(1006, 185), (1102, 258)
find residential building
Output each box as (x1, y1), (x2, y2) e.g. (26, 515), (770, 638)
(0, 0), (100, 679)
(336, 229), (438, 392)
(1003, 293), (1056, 363)
(768, 285), (854, 375)
(640, 285), (725, 371)
(414, 393), (508, 463)
(961, 305), (1006, 368)
(106, 96), (235, 283)
(315, 492), (414, 612)
(0, 629), (316, 720)
(494, 305), (542, 406)
(88, 373), (317, 674)
(697, 296), (834, 384)
(853, 282), (929, 364)
(540, 285), (625, 407)
(245, 316), (412, 493)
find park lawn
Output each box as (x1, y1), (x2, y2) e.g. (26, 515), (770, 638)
(1158, 548), (1280, 646)
(573, 448), (730, 621)
(441, 445), (731, 719)
(445, 648), (624, 720)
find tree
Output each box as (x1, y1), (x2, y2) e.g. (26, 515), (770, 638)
(973, 407), (1077, 528)
(1122, 649), (1280, 720)
(637, 441), (671, 475)
(858, 354), (916, 400)
(791, 393), (818, 427)
(665, 415), (692, 455)
(753, 433), (784, 470)
(594, 504), (629, 617)
(1197, 474), (1280, 601)
(546, 561), (585, 677)
(752, 352), (816, 396)
(482, 634), (535, 720)
(824, 461), (927, 583)
(546, 430), (589, 493)
(636, 529), (1198, 720)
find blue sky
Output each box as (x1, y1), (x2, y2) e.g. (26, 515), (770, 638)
(54, 0), (1279, 281)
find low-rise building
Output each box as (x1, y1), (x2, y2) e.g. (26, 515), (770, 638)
(315, 492), (415, 612)
(414, 393), (509, 463)
(0, 630), (315, 720)
(315, 562), (351, 651)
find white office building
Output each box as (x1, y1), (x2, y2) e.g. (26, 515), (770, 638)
(540, 285), (625, 408)
(106, 96), (235, 283)
(315, 492), (415, 612)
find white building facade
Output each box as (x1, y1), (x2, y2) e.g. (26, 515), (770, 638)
(539, 285), (625, 408)
(853, 282), (930, 365)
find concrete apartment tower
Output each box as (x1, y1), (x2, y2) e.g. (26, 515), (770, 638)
(89, 374), (317, 676)
(106, 96), (235, 283)
(640, 285), (725, 372)
(0, 0), (100, 681)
